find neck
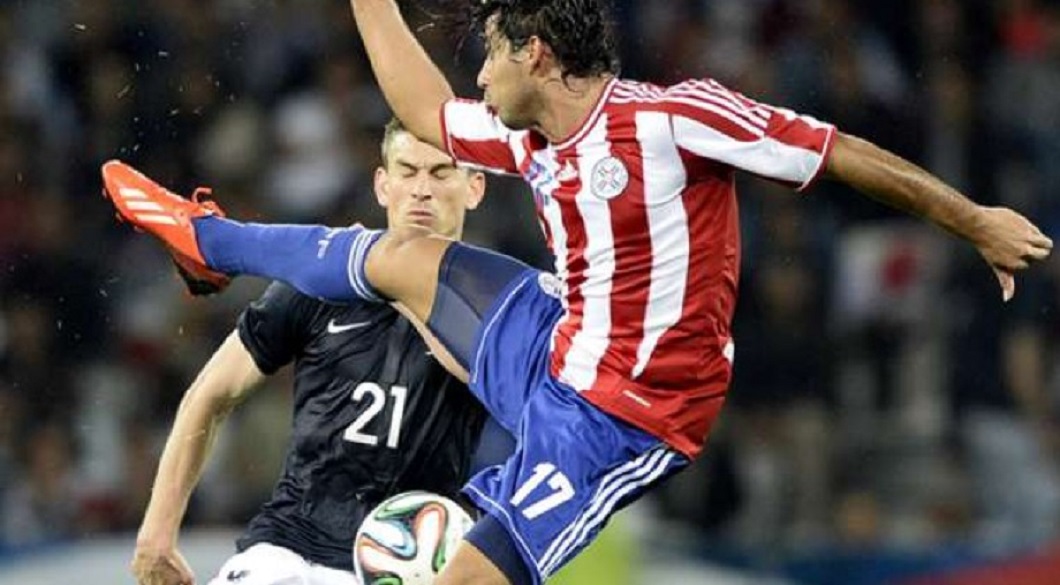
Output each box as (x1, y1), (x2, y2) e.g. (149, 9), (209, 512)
(533, 75), (613, 144)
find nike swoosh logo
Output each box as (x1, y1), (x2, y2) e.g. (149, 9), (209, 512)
(326, 319), (372, 334)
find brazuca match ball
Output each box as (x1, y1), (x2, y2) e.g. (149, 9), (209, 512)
(353, 491), (475, 585)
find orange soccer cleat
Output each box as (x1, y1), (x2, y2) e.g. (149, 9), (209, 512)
(101, 159), (231, 295)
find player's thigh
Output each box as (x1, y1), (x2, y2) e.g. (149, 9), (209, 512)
(436, 260), (561, 431)
(423, 241), (541, 369)
(206, 543), (308, 585)
(462, 381), (690, 584)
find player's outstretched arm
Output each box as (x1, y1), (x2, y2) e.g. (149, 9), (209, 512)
(350, 0), (453, 150)
(132, 332), (265, 585)
(824, 131), (1053, 301)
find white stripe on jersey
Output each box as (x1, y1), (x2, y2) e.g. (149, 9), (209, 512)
(668, 85), (769, 127)
(612, 92), (767, 138)
(702, 79), (772, 120)
(672, 115), (824, 185)
(534, 146), (570, 290)
(614, 79), (772, 135)
(612, 81), (662, 101)
(558, 116), (615, 391)
(511, 138), (530, 173)
(632, 111), (690, 378)
(443, 100), (524, 176)
(444, 99), (511, 141)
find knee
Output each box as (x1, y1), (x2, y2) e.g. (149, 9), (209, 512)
(363, 230), (452, 307)
(367, 228), (443, 270)
(364, 229), (423, 283)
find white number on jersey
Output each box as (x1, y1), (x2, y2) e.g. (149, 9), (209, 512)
(343, 382), (409, 449)
(510, 463), (576, 520)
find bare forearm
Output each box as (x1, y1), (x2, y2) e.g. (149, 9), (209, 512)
(825, 132), (986, 243)
(351, 0), (453, 149)
(137, 333), (263, 546)
(137, 386), (233, 545)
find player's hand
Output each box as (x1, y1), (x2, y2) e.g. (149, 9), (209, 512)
(131, 543), (196, 585)
(971, 206), (1053, 301)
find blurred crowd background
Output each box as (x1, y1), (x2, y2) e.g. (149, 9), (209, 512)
(2, 0), (1060, 583)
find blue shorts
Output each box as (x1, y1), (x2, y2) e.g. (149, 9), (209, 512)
(429, 247), (689, 583)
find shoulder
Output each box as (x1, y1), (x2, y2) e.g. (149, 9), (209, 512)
(256, 281), (307, 306)
(610, 78), (667, 102)
(610, 78), (730, 107)
(611, 78), (767, 118)
(244, 282), (384, 335)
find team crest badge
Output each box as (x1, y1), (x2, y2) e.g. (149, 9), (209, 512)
(590, 156), (629, 200)
(537, 273), (564, 299)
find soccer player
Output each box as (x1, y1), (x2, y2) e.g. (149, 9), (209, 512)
(129, 119), (489, 585)
(103, 1), (1054, 585)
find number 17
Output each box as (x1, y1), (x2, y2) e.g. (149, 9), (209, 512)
(510, 463), (575, 520)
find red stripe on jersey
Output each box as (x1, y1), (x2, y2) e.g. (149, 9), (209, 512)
(439, 102), (454, 158)
(663, 102), (764, 141)
(443, 99), (520, 175)
(668, 85), (769, 129)
(440, 78), (835, 458)
(548, 155), (589, 377)
(767, 108), (831, 151)
(602, 104), (651, 377)
(789, 118), (837, 192)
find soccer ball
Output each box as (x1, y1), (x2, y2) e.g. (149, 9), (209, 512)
(353, 491), (475, 585)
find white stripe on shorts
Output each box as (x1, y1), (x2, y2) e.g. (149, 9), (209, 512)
(537, 446), (676, 575)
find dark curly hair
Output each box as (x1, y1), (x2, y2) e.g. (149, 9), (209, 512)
(443, 0), (620, 79)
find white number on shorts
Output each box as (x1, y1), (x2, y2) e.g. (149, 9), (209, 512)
(343, 383), (408, 449)
(510, 463), (576, 520)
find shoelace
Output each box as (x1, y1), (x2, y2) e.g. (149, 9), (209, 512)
(190, 186), (225, 217)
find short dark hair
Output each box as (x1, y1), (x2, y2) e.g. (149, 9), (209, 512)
(380, 117), (472, 175)
(472, 0), (620, 79)
(380, 117), (407, 168)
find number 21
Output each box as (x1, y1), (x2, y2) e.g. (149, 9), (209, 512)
(510, 463), (575, 519)
(343, 382), (408, 448)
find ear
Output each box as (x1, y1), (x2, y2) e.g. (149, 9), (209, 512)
(373, 166), (390, 208)
(525, 36), (554, 75)
(465, 172), (486, 211)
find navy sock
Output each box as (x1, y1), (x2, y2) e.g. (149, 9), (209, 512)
(464, 514), (535, 585)
(193, 216), (385, 303)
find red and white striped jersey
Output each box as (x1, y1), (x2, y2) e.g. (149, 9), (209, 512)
(441, 77), (836, 457)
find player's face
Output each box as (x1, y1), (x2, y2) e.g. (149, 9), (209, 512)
(477, 16), (538, 130)
(375, 133), (485, 239)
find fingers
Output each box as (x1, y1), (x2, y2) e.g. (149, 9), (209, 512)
(1017, 235), (1053, 264)
(1024, 245), (1051, 262)
(1006, 237), (1053, 267)
(1026, 229), (1054, 256)
(1030, 232), (1054, 250)
(131, 560), (191, 585)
